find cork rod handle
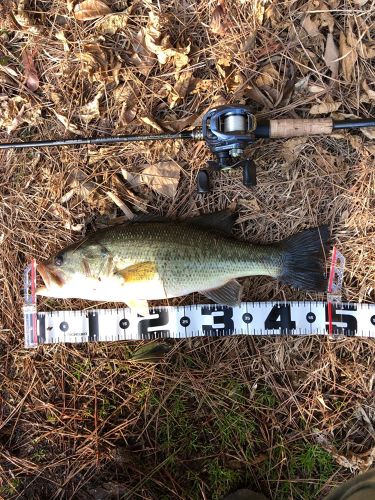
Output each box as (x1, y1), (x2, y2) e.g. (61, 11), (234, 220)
(269, 118), (333, 138)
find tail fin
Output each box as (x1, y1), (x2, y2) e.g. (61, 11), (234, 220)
(277, 226), (329, 291)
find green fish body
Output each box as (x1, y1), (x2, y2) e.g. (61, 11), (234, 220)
(37, 211), (329, 314)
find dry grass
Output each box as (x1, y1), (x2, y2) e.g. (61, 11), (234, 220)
(1, 0), (375, 498)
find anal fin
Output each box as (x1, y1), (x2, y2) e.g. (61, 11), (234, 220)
(127, 298), (150, 317)
(201, 279), (243, 306)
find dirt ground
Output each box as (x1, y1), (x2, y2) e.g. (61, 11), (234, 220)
(0, 0), (375, 498)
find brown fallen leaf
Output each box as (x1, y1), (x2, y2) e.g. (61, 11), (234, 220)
(0, 95), (42, 133)
(282, 137), (308, 163)
(119, 101), (137, 126)
(339, 31), (357, 82)
(129, 28), (157, 75)
(55, 31), (70, 51)
(141, 161), (181, 198)
(14, 0), (43, 34)
(76, 90), (103, 123)
(309, 101), (341, 115)
(66, 168), (97, 202)
(121, 168), (138, 189)
(74, 0), (112, 21)
(301, 15), (320, 37)
(22, 49), (39, 91)
(167, 71), (193, 109)
(75, 43), (121, 83)
(53, 111), (82, 134)
(140, 116), (163, 132)
(360, 128), (375, 140)
(96, 12), (129, 34)
(362, 80), (375, 102)
(324, 33), (339, 78)
(141, 11), (190, 73)
(106, 190), (134, 218)
(216, 56), (231, 78)
(255, 64), (279, 88)
(210, 1), (231, 36)
(244, 86), (273, 109)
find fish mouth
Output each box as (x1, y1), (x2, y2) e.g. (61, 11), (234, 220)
(37, 262), (65, 289)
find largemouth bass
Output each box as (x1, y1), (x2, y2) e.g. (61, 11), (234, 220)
(37, 210), (329, 314)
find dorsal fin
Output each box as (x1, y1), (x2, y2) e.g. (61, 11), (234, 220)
(94, 209), (237, 235)
(185, 209), (236, 235)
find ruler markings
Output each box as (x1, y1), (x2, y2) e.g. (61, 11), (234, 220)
(24, 301), (375, 347)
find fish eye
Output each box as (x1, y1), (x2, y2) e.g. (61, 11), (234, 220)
(54, 254), (64, 266)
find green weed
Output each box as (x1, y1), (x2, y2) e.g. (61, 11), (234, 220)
(72, 360), (91, 381)
(256, 386), (277, 408)
(207, 459), (242, 500)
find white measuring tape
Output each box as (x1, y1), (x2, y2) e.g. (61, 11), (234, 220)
(24, 301), (375, 348)
(24, 250), (374, 348)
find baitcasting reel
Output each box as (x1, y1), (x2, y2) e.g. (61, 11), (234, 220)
(196, 106), (257, 193)
(1, 104), (374, 193)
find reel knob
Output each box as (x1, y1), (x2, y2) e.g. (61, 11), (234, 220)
(197, 170), (210, 193)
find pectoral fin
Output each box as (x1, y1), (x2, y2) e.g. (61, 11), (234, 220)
(117, 261), (157, 283)
(201, 279), (243, 306)
(126, 298), (150, 317)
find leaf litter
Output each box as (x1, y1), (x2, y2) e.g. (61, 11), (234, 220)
(1, 0), (375, 498)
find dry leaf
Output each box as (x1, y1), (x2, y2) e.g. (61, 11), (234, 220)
(365, 144), (375, 156)
(244, 86), (273, 109)
(216, 56), (231, 78)
(255, 64), (279, 88)
(14, 0), (43, 34)
(301, 15), (320, 37)
(96, 12), (129, 34)
(361, 128), (375, 140)
(129, 28), (157, 75)
(121, 168), (138, 189)
(55, 31), (70, 51)
(210, 3), (230, 36)
(308, 84), (326, 93)
(106, 191), (134, 218)
(324, 33), (339, 78)
(318, 9), (335, 33)
(282, 137), (308, 163)
(119, 102), (137, 126)
(132, 11), (190, 74)
(76, 90), (103, 123)
(75, 43), (121, 83)
(141, 162), (180, 198)
(22, 49), (39, 91)
(0, 96), (42, 133)
(339, 31), (357, 82)
(362, 80), (375, 101)
(74, 0), (112, 21)
(309, 101), (341, 115)
(167, 71), (193, 108)
(140, 116), (163, 132)
(53, 112), (82, 134)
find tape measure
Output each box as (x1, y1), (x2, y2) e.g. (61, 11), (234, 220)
(24, 301), (375, 348)
(24, 249), (373, 348)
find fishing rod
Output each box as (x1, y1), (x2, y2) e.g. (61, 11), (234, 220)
(1, 105), (374, 192)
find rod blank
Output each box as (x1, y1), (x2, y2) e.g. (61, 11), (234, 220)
(0, 131), (194, 150)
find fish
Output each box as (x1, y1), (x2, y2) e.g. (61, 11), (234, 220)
(36, 210), (329, 315)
